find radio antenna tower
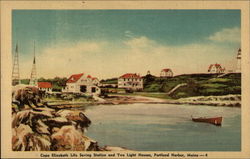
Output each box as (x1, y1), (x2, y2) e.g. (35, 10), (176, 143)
(12, 43), (20, 86)
(29, 41), (37, 86)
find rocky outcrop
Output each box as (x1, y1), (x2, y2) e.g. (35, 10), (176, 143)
(12, 84), (46, 110)
(176, 94), (241, 107)
(51, 125), (98, 151)
(102, 146), (131, 151)
(12, 108), (99, 151)
(12, 124), (51, 151)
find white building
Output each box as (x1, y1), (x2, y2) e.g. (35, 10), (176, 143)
(160, 68), (173, 77)
(118, 73), (143, 90)
(38, 82), (52, 93)
(208, 64), (225, 73)
(63, 73), (100, 95)
(236, 48), (241, 73)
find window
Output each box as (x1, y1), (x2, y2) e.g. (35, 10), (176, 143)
(80, 85), (87, 92)
(91, 87), (96, 93)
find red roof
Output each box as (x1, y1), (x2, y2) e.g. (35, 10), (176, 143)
(38, 82), (52, 88)
(87, 75), (92, 78)
(208, 64), (222, 71)
(119, 73), (141, 79)
(161, 68), (172, 72)
(67, 73), (84, 83)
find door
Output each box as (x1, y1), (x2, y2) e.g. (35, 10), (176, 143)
(80, 85), (87, 92)
(91, 87), (96, 93)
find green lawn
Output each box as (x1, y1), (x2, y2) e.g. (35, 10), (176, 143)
(143, 73), (241, 99)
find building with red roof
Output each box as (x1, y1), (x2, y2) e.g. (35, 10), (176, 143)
(118, 73), (143, 90)
(63, 73), (100, 95)
(38, 82), (52, 93)
(66, 73), (84, 83)
(208, 64), (225, 73)
(160, 68), (173, 77)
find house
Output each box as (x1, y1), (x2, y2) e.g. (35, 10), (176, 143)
(38, 82), (52, 93)
(118, 73), (143, 90)
(62, 73), (100, 95)
(160, 68), (173, 77)
(208, 64), (225, 73)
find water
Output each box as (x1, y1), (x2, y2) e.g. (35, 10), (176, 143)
(84, 104), (241, 151)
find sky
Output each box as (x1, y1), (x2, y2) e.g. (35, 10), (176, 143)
(12, 10), (241, 79)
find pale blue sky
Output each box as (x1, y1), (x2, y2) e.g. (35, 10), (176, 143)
(12, 10), (241, 79)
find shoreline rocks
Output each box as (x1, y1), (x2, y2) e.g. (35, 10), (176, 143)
(176, 94), (241, 107)
(45, 94), (242, 109)
(12, 106), (130, 151)
(12, 94), (241, 151)
(12, 107), (100, 151)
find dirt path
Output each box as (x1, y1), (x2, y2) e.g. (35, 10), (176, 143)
(104, 94), (169, 104)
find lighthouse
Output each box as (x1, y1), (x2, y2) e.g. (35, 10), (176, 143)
(236, 48), (241, 73)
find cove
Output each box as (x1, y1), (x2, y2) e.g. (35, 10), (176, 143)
(84, 103), (241, 151)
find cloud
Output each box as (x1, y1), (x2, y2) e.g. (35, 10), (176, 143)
(124, 30), (134, 38)
(20, 36), (239, 79)
(118, 36), (237, 77)
(208, 27), (240, 43)
(20, 41), (105, 78)
(124, 36), (155, 48)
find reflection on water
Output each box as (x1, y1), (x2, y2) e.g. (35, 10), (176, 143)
(84, 104), (241, 151)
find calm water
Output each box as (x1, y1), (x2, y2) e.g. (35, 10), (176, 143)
(84, 104), (241, 151)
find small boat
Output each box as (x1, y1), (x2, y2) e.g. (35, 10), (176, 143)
(191, 116), (222, 126)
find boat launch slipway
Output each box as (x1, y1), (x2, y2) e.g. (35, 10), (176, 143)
(191, 116), (223, 126)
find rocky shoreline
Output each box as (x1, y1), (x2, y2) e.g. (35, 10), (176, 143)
(12, 107), (130, 151)
(11, 94), (240, 151)
(46, 94), (241, 109)
(11, 84), (240, 152)
(175, 94), (241, 107)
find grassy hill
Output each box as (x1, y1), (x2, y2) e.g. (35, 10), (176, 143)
(143, 73), (241, 99)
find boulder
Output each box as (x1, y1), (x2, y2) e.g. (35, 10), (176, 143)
(12, 107), (100, 151)
(12, 84), (46, 110)
(57, 110), (91, 132)
(51, 125), (98, 151)
(12, 124), (51, 151)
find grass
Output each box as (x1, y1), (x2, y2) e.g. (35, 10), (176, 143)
(208, 78), (230, 83)
(143, 73), (241, 99)
(201, 83), (227, 88)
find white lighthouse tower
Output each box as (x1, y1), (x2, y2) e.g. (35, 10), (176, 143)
(236, 48), (241, 73)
